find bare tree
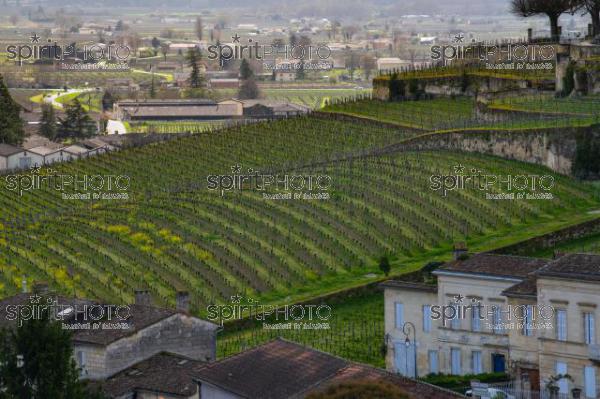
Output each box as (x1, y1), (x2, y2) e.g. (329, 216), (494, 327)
(581, 0), (600, 36)
(511, 0), (578, 41)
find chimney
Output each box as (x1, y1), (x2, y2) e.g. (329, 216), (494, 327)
(33, 281), (49, 295)
(453, 242), (468, 260)
(134, 289), (152, 306)
(176, 291), (190, 312)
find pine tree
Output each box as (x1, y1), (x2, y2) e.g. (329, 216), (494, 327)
(0, 316), (106, 398)
(58, 99), (95, 139)
(39, 103), (57, 141)
(239, 59), (253, 80)
(187, 48), (204, 89)
(0, 74), (24, 145)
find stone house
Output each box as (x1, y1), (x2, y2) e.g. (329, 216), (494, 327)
(383, 251), (600, 398)
(0, 290), (219, 381)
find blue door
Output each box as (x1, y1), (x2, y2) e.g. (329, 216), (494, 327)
(492, 354), (506, 373)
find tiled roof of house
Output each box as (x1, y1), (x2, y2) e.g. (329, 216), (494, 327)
(0, 293), (217, 346)
(435, 253), (548, 279)
(195, 338), (347, 399)
(99, 352), (205, 398)
(310, 363), (464, 399)
(535, 253), (600, 281)
(194, 338), (465, 399)
(0, 293), (95, 329)
(502, 276), (538, 298)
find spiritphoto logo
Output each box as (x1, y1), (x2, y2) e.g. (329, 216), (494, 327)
(4, 166), (130, 199)
(5, 295), (131, 329)
(6, 32), (131, 69)
(429, 164), (555, 199)
(430, 33), (556, 68)
(431, 294), (555, 331)
(207, 33), (331, 63)
(206, 294), (332, 329)
(207, 164), (332, 199)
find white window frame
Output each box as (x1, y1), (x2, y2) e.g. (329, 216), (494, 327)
(472, 350), (483, 374)
(556, 309), (567, 341)
(471, 304), (481, 332)
(584, 366), (597, 399)
(395, 302), (404, 329)
(556, 362), (568, 394)
(451, 302), (460, 330)
(584, 312), (595, 345)
(523, 305), (533, 337)
(451, 348), (461, 375)
(428, 350), (439, 374)
(423, 305), (432, 333)
(492, 306), (503, 334)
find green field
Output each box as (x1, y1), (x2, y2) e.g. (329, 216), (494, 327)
(0, 115), (598, 311)
(218, 290), (385, 366)
(324, 97), (600, 131)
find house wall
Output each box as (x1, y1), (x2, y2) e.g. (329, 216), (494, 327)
(385, 273), (522, 377)
(434, 274), (515, 375)
(135, 390), (198, 399)
(200, 382), (243, 399)
(102, 314), (217, 379)
(73, 343), (107, 379)
(384, 287), (438, 376)
(536, 278), (600, 394)
(0, 156), (7, 170)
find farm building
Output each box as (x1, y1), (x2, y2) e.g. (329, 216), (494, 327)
(208, 78), (240, 89)
(377, 57), (411, 72)
(63, 145), (90, 160)
(0, 144), (44, 171)
(28, 145), (65, 165)
(113, 99), (243, 121)
(241, 100), (310, 118)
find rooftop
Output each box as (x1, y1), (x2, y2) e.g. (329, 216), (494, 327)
(535, 253), (600, 282)
(0, 143), (24, 157)
(100, 352), (206, 398)
(194, 338), (464, 399)
(434, 253), (548, 280)
(195, 338), (347, 399)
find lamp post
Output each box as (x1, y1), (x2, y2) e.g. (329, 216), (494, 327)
(403, 321), (418, 378)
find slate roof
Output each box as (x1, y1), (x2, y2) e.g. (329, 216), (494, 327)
(100, 352), (206, 398)
(194, 338), (465, 399)
(435, 253), (548, 279)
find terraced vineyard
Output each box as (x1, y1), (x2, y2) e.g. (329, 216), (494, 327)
(489, 93), (600, 115)
(324, 97), (600, 130)
(0, 116), (598, 312)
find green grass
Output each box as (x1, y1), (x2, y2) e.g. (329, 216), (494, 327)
(490, 93), (600, 116)
(218, 290), (385, 366)
(324, 98), (600, 131)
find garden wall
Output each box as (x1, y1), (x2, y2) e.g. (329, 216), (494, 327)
(390, 126), (595, 175)
(491, 217), (600, 256)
